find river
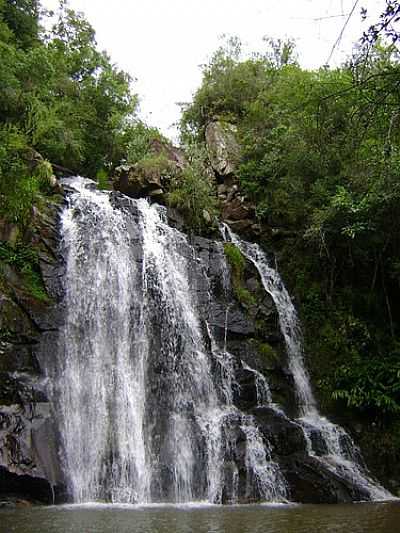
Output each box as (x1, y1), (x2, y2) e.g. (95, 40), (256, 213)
(1, 502), (399, 533)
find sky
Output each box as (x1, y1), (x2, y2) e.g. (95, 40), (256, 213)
(42, 0), (387, 139)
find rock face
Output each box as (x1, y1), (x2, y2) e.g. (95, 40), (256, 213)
(112, 163), (164, 199)
(185, 232), (381, 503)
(0, 199), (66, 503)
(205, 121), (240, 178)
(205, 121), (259, 237)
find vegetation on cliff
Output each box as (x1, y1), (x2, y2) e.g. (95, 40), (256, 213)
(0, 0), (140, 224)
(180, 19), (400, 477)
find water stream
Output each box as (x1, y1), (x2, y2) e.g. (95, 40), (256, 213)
(55, 177), (287, 504)
(222, 224), (393, 501)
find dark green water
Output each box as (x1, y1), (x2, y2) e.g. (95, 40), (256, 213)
(1, 502), (399, 533)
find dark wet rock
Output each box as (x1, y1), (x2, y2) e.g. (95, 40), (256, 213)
(253, 407), (308, 456)
(0, 197), (66, 503)
(282, 453), (370, 503)
(222, 196), (255, 222)
(0, 403), (62, 503)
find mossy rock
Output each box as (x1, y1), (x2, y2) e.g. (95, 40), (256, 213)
(258, 341), (279, 365)
(224, 243), (256, 307)
(0, 294), (36, 342)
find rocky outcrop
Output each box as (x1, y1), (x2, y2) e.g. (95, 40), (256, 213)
(205, 121), (240, 178)
(218, 183), (259, 235)
(205, 121), (259, 237)
(149, 138), (186, 169)
(0, 198), (66, 503)
(112, 139), (185, 202)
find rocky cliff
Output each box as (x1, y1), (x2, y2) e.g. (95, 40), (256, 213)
(0, 199), (66, 504)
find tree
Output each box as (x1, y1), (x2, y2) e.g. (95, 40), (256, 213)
(362, 1), (400, 47)
(0, 0), (141, 222)
(0, 0), (40, 49)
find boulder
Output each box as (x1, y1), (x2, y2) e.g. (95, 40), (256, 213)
(112, 163), (164, 199)
(205, 121), (241, 178)
(112, 138), (185, 201)
(222, 196), (255, 221)
(149, 138), (186, 169)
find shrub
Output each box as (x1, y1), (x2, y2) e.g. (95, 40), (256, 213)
(0, 241), (49, 302)
(0, 126), (39, 225)
(167, 146), (218, 231)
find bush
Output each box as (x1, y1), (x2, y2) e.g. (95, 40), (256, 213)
(0, 241), (49, 301)
(0, 126), (39, 224)
(167, 146), (218, 231)
(96, 168), (110, 190)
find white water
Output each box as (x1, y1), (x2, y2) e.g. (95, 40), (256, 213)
(57, 178), (149, 504)
(55, 177), (287, 504)
(241, 361), (273, 407)
(222, 224), (393, 501)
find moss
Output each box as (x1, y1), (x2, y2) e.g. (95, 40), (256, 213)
(0, 241), (49, 303)
(21, 266), (49, 302)
(258, 341), (279, 364)
(224, 243), (256, 306)
(235, 286), (256, 306)
(96, 168), (111, 190)
(224, 243), (245, 273)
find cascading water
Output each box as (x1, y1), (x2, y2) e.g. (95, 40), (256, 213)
(222, 224), (393, 501)
(57, 178), (149, 504)
(54, 177), (287, 504)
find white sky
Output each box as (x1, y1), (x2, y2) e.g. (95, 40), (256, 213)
(42, 0), (386, 139)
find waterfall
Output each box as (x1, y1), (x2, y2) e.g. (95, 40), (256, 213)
(222, 224), (393, 501)
(54, 177), (287, 504)
(57, 178), (149, 504)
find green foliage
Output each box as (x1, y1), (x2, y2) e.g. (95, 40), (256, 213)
(223, 243), (255, 306)
(331, 354), (400, 413)
(0, 125), (39, 224)
(234, 286), (256, 307)
(0, 0), (152, 231)
(167, 146), (217, 231)
(0, 0), (40, 49)
(223, 242), (245, 272)
(258, 342), (279, 363)
(0, 0), (139, 183)
(122, 121), (165, 165)
(96, 168), (110, 190)
(34, 159), (52, 181)
(33, 158), (54, 193)
(139, 153), (173, 176)
(0, 240), (48, 301)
